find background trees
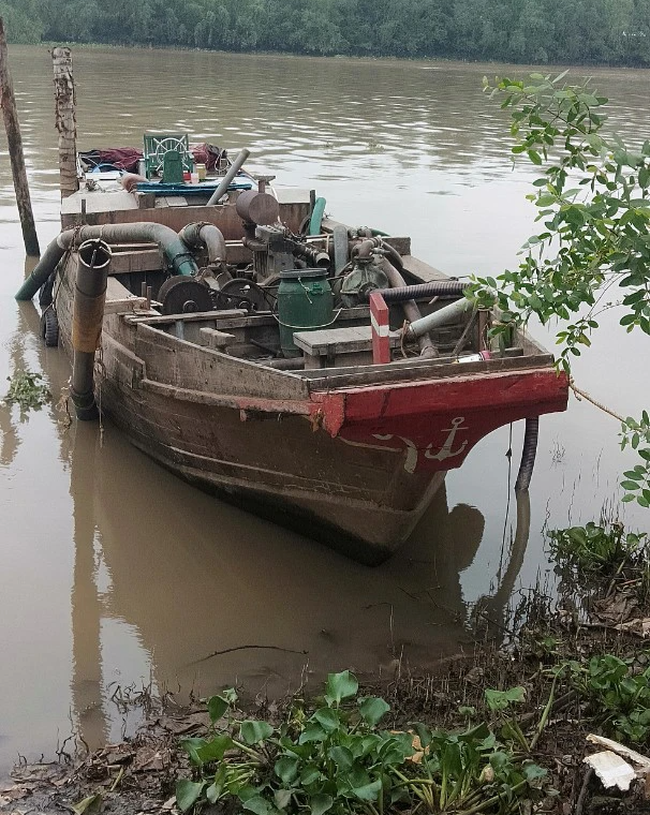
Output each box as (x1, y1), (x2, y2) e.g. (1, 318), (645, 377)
(3, 0), (650, 66)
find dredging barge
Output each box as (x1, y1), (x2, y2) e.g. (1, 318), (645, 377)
(15, 55), (568, 563)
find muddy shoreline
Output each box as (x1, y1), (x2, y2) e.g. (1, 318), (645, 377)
(4, 530), (650, 815)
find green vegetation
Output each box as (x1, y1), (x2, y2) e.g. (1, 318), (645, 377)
(468, 74), (650, 504)
(4, 369), (50, 416)
(548, 522), (648, 574)
(566, 653), (650, 745)
(3, 0), (650, 65)
(176, 670), (547, 814)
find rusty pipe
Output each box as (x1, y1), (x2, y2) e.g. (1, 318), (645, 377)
(379, 257), (438, 358)
(178, 222), (227, 266)
(351, 237), (379, 260)
(71, 239), (112, 421)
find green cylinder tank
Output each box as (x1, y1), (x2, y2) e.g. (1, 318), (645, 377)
(278, 268), (334, 358)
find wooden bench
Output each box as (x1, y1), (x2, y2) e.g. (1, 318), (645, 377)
(293, 325), (401, 369)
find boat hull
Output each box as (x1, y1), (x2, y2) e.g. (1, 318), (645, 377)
(53, 246), (568, 565)
(98, 372), (448, 564)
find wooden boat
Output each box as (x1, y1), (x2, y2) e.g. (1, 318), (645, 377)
(17, 131), (567, 564)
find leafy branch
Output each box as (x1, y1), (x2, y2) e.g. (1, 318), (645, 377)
(466, 72), (650, 506)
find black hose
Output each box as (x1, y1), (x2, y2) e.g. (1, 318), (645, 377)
(515, 417), (539, 493)
(377, 281), (466, 303)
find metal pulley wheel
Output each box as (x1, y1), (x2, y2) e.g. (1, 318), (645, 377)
(158, 275), (213, 315)
(215, 278), (272, 313)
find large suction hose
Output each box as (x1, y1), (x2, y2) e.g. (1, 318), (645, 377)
(16, 222), (199, 301)
(178, 222), (227, 266)
(71, 239), (112, 421)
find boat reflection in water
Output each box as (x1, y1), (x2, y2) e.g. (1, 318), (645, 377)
(18, 300), (531, 748)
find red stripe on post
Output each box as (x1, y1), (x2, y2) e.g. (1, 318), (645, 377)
(369, 291), (390, 364)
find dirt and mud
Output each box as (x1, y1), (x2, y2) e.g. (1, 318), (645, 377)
(3, 547), (650, 815)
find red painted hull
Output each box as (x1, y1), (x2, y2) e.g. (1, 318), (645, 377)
(311, 368), (568, 475)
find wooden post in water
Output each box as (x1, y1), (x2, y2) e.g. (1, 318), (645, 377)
(0, 17), (40, 256)
(52, 45), (78, 200)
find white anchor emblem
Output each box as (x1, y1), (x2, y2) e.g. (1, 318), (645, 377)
(340, 416), (470, 473)
(424, 416), (468, 462)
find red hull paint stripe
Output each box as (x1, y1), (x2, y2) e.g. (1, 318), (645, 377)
(310, 368), (569, 436)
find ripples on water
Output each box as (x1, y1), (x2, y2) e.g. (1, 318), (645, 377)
(0, 46), (649, 775)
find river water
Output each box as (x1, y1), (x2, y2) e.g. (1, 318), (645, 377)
(0, 46), (648, 775)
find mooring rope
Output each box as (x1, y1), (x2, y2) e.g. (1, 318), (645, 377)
(569, 378), (626, 423)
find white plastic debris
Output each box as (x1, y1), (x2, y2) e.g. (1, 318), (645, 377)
(583, 750), (636, 791)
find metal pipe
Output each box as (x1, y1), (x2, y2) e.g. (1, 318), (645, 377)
(407, 297), (472, 339)
(352, 238), (376, 260)
(515, 417), (539, 492)
(333, 224), (349, 273)
(206, 148), (251, 206)
(378, 281), (466, 302)
(16, 222), (199, 301)
(71, 239), (112, 421)
(351, 236), (404, 271)
(178, 222), (227, 265)
(382, 241), (404, 272)
(379, 258), (438, 358)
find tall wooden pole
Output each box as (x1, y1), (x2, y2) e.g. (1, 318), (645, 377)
(52, 46), (78, 202)
(0, 17), (39, 256)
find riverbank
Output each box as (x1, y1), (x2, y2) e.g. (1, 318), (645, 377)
(3, 522), (649, 815)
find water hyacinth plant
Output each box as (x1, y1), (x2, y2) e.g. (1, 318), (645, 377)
(175, 670), (546, 815)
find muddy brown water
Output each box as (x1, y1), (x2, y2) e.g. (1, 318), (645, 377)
(0, 47), (648, 776)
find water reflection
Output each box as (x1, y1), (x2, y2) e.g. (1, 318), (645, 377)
(70, 422), (108, 751)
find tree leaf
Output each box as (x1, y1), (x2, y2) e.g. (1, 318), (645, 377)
(176, 780), (206, 813)
(358, 696), (390, 726)
(181, 737), (208, 766)
(310, 793), (334, 815)
(352, 779), (383, 801)
(240, 720), (274, 744)
(72, 795), (103, 815)
(324, 670), (358, 705)
(207, 694), (229, 723)
(312, 707), (340, 733)
(196, 734), (234, 763)
(274, 756), (299, 784)
(485, 686), (526, 712)
(300, 764), (323, 786)
(328, 745), (354, 770)
(275, 789), (293, 809)
(243, 795), (271, 815)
